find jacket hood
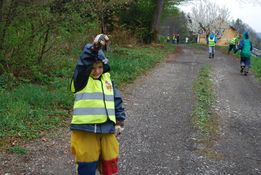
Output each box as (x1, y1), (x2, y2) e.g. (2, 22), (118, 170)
(243, 32), (249, 39)
(209, 33), (215, 39)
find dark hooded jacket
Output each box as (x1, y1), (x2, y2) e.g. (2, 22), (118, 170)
(70, 43), (110, 93)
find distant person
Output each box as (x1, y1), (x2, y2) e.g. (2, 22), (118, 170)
(235, 32), (253, 76)
(208, 33), (217, 58)
(185, 37), (189, 44)
(228, 35), (240, 54)
(166, 34), (170, 43)
(172, 34), (176, 44)
(176, 34), (180, 44)
(70, 34), (126, 175)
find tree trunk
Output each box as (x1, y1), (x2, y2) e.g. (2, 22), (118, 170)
(0, 0), (17, 50)
(0, 0), (4, 22)
(151, 0), (164, 42)
(38, 27), (50, 64)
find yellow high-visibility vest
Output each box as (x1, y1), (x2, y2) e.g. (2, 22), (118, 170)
(208, 37), (215, 46)
(229, 38), (236, 45)
(71, 72), (116, 124)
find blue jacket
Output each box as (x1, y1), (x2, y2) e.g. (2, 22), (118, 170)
(70, 44), (110, 93)
(70, 44), (126, 133)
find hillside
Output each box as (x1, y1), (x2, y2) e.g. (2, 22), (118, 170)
(257, 33), (261, 39)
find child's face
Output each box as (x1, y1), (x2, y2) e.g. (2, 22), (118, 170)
(91, 61), (103, 79)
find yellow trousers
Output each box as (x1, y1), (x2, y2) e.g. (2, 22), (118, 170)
(71, 131), (119, 175)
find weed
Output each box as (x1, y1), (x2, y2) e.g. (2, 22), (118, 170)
(192, 65), (222, 158)
(192, 65), (215, 133)
(8, 145), (27, 155)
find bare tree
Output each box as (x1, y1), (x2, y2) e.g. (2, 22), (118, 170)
(85, 0), (132, 34)
(187, 0), (230, 37)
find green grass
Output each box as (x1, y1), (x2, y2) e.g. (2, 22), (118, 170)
(0, 79), (72, 143)
(0, 44), (175, 149)
(251, 56), (261, 79)
(192, 65), (222, 159)
(108, 45), (175, 86)
(8, 145), (27, 155)
(192, 65), (215, 133)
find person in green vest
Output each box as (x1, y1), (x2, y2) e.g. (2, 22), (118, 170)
(236, 32), (253, 76)
(207, 32), (217, 58)
(228, 35), (240, 54)
(172, 34), (176, 44)
(166, 34), (170, 43)
(70, 34), (126, 175)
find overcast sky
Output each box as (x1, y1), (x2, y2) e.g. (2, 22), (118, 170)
(178, 0), (261, 33)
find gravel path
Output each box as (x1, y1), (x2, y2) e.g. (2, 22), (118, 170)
(1, 45), (260, 175)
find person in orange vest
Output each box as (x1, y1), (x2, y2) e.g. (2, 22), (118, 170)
(70, 34), (126, 175)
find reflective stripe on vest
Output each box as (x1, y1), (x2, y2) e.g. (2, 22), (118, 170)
(71, 72), (116, 124)
(208, 37), (215, 46)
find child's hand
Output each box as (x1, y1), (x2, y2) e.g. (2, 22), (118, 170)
(115, 125), (124, 137)
(115, 121), (124, 137)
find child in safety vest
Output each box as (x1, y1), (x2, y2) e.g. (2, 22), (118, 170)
(70, 34), (126, 175)
(208, 33), (217, 58)
(166, 35), (170, 43)
(228, 36), (240, 54)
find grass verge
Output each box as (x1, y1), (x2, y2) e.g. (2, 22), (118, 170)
(192, 65), (215, 132)
(108, 44), (175, 86)
(0, 44), (175, 150)
(192, 65), (222, 159)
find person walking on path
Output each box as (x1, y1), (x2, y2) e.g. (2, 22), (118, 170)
(185, 37), (189, 44)
(236, 32), (253, 76)
(228, 35), (240, 54)
(176, 34), (180, 44)
(172, 34), (176, 44)
(207, 32), (217, 58)
(70, 34), (126, 175)
(166, 34), (170, 43)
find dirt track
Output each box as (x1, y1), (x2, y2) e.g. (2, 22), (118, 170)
(120, 45), (261, 174)
(1, 45), (261, 175)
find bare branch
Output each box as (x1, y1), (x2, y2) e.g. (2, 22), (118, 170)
(186, 0), (230, 36)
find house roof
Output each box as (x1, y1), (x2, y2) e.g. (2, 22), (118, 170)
(229, 26), (237, 31)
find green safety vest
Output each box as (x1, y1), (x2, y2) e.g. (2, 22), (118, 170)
(229, 38), (236, 45)
(71, 72), (116, 124)
(208, 37), (215, 46)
